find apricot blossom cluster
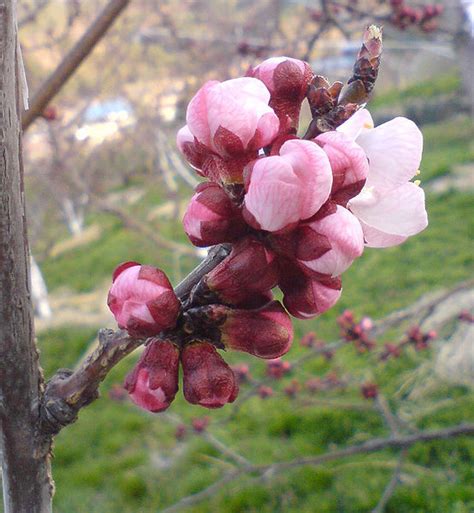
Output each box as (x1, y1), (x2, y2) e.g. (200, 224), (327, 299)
(108, 49), (428, 413)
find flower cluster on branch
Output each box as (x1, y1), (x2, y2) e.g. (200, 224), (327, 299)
(107, 26), (428, 413)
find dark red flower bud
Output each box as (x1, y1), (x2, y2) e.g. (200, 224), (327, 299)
(258, 385), (274, 399)
(202, 238), (279, 305)
(301, 331), (317, 347)
(266, 358), (292, 379)
(284, 379), (300, 398)
(361, 382), (378, 400)
(181, 341), (239, 408)
(248, 57), (313, 134)
(306, 377), (323, 393)
(108, 262), (181, 337)
(231, 364), (251, 384)
(175, 424), (187, 440)
(191, 417), (210, 432)
(42, 105), (58, 121)
(124, 338), (180, 412)
(280, 267), (342, 319)
(189, 301), (293, 359)
(183, 182), (247, 247)
(380, 342), (402, 361)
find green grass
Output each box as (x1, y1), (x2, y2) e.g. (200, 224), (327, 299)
(370, 73), (461, 110)
(25, 95), (474, 513)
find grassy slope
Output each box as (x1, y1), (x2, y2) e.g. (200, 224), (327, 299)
(29, 85), (474, 513)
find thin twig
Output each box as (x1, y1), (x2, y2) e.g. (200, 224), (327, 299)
(160, 424), (474, 512)
(371, 449), (407, 513)
(22, 0), (130, 130)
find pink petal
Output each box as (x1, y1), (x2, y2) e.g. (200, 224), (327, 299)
(358, 221), (408, 248)
(315, 131), (369, 201)
(207, 77), (278, 149)
(301, 206), (364, 276)
(279, 139), (333, 219)
(252, 56), (306, 92)
(244, 156), (302, 232)
(349, 182), (428, 238)
(356, 117), (423, 193)
(129, 369), (168, 412)
(186, 80), (218, 147)
(337, 109), (374, 140)
(176, 125), (194, 153)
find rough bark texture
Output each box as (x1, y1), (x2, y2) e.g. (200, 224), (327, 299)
(0, 1), (53, 511)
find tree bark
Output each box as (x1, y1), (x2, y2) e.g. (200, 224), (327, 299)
(0, 1), (53, 511)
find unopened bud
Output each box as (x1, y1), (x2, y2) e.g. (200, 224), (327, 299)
(108, 262), (181, 337)
(181, 341), (239, 408)
(183, 182), (247, 247)
(201, 238), (279, 305)
(124, 338), (180, 412)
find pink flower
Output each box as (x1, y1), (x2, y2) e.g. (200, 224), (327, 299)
(296, 204), (364, 277)
(183, 182), (247, 247)
(315, 131), (369, 205)
(202, 238), (279, 305)
(338, 110), (428, 247)
(249, 57), (312, 134)
(124, 338), (180, 412)
(280, 271), (342, 319)
(181, 341), (239, 408)
(184, 77), (279, 157)
(108, 262), (181, 337)
(244, 139), (333, 232)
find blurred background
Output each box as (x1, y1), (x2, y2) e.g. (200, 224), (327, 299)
(13, 0), (474, 511)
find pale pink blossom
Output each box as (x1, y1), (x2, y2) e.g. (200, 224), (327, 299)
(298, 205), (364, 277)
(184, 77), (279, 157)
(338, 110), (428, 247)
(183, 182), (246, 247)
(244, 139), (332, 232)
(108, 262), (180, 336)
(315, 131), (369, 205)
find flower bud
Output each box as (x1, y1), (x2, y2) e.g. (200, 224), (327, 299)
(266, 358), (292, 379)
(202, 238), (279, 305)
(361, 382), (378, 400)
(124, 338), (180, 412)
(183, 182), (247, 247)
(181, 341), (239, 408)
(315, 131), (369, 205)
(192, 301), (293, 359)
(258, 385), (274, 399)
(224, 301), (293, 359)
(249, 57), (313, 134)
(191, 417), (210, 432)
(280, 268), (342, 319)
(296, 204), (364, 277)
(108, 262), (181, 337)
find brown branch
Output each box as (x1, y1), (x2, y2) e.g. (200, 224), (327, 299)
(21, 0), (130, 131)
(160, 423), (474, 512)
(39, 244), (232, 435)
(371, 450), (407, 513)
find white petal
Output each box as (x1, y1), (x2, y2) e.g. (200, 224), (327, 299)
(356, 117), (423, 193)
(337, 109), (374, 140)
(349, 182), (428, 237)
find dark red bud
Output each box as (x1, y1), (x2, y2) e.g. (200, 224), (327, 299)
(124, 338), (180, 412)
(181, 341), (239, 409)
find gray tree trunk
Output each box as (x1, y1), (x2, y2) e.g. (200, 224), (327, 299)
(0, 1), (54, 511)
